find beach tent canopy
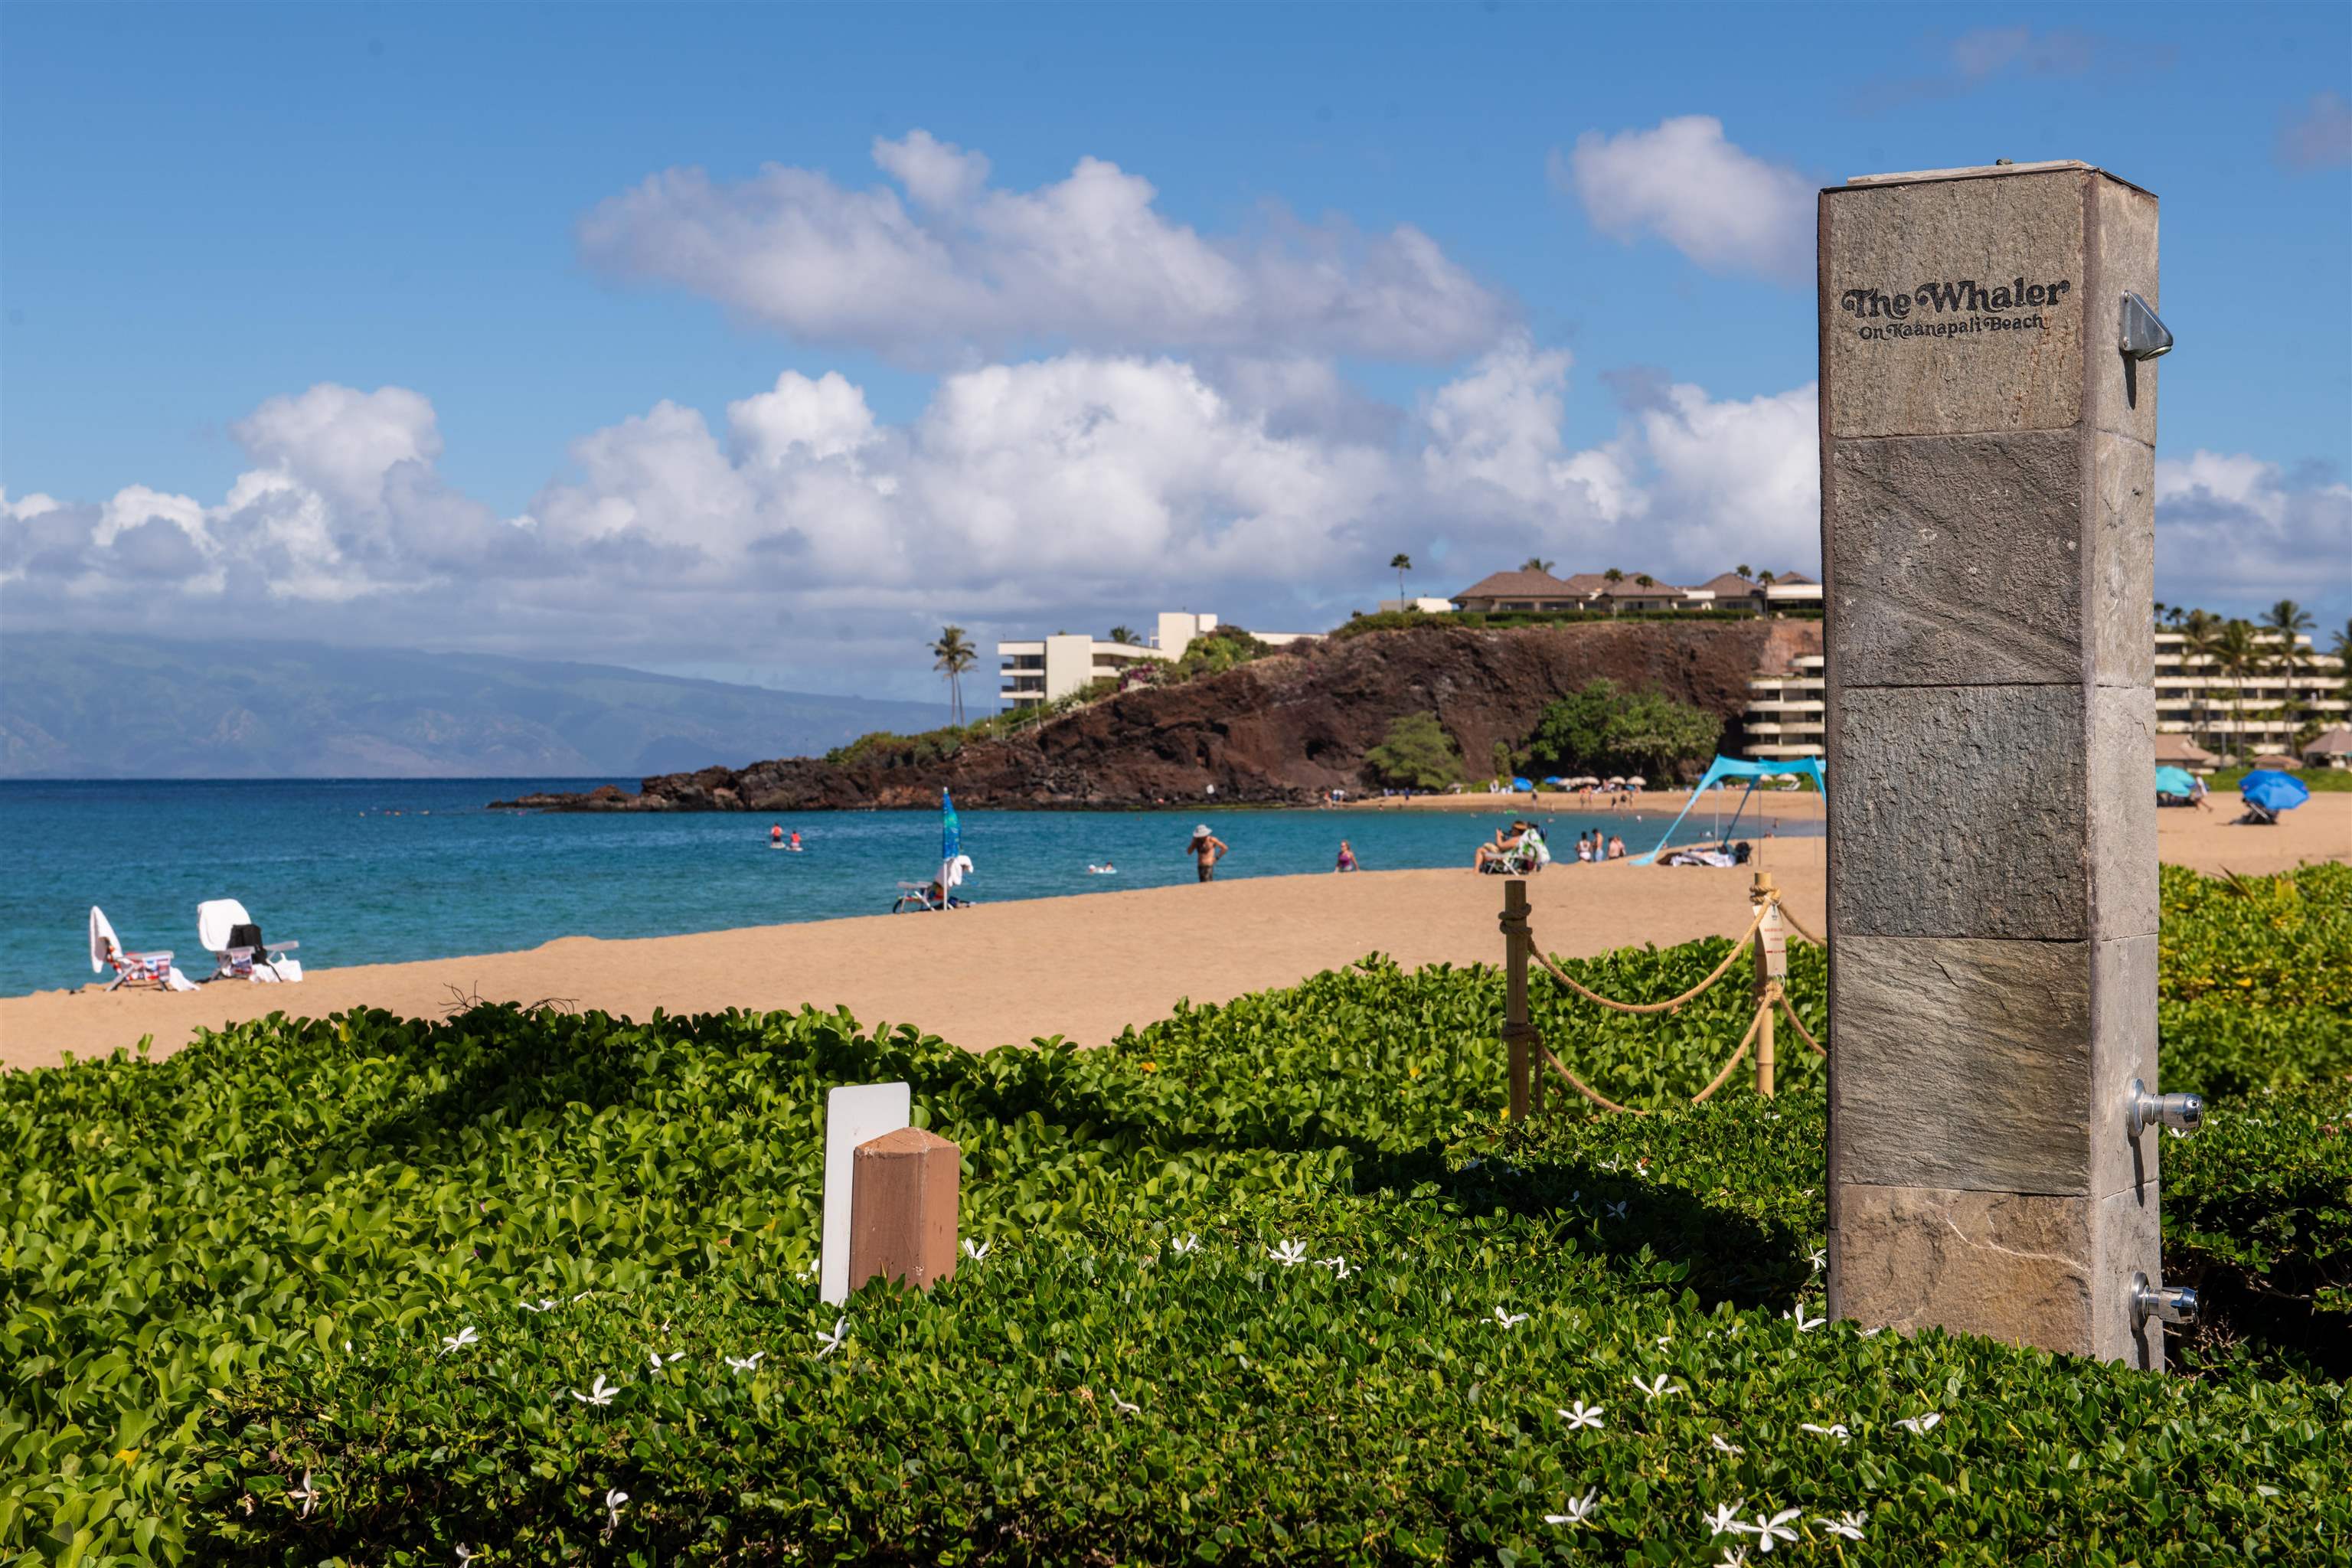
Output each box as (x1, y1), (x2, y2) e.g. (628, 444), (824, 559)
(2239, 770), (2310, 813)
(2154, 765), (2198, 796)
(1632, 755), (1826, 864)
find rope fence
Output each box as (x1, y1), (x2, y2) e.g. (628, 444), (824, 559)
(1498, 871), (1826, 1120)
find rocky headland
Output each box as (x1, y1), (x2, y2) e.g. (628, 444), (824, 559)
(491, 619), (1821, 812)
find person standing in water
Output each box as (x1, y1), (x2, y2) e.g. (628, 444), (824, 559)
(1334, 839), (1360, 872)
(1187, 825), (1229, 882)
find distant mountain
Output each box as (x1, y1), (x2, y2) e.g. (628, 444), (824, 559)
(0, 635), (949, 778)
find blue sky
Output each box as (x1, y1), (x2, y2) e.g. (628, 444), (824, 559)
(5, 2), (2347, 696)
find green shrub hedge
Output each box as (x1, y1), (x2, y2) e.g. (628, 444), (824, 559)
(4, 867), (2347, 1563)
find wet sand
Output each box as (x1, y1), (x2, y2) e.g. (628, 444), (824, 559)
(5, 792), (2342, 1073)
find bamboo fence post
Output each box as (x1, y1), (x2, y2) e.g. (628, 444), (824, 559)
(1501, 878), (1533, 1122)
(1751, 871), (1779, 1099)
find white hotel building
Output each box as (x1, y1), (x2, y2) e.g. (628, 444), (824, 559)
(1743, 629), (2346, 766)
(998, 612), (1318, 711)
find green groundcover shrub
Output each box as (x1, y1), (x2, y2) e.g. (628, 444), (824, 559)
(4, 867), (2347, 1564)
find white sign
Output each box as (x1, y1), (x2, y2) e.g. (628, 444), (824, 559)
(819, 1082), (911, 1305)
(1759, 902), (1788, 980)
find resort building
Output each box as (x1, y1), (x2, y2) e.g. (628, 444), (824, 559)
(2154, 627), (2347, 763)
(1739, 628), (2348, 767)
(1449, 567), (1821, 616)
(1742, 653), (1827, 761)
(997, 611), (1318, 711)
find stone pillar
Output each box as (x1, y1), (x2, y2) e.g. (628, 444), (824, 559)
(1818, 162), (2164, 1367)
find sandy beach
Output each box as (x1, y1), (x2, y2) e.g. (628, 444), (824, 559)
(5, 793), (2343, 1073)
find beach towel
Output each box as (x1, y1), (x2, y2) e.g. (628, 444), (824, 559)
(88, 906), (197, 991)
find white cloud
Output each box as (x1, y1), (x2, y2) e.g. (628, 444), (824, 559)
(2279, 91), (2352, 172)
(577, 131), (1513, 363)
(230, 384), (442, 512)
(2156, 450), (2352, 607)
(1635, 381), (1821, 573)
(1555, 116), (1814, 283)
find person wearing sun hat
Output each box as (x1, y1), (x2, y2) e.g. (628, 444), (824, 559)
(1185, 823), (1229, 882)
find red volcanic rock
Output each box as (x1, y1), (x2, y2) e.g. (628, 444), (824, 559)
(493, 619), (1820, 812)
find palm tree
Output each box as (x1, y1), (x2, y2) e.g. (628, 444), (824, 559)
(1390, 553), (1413, 601)
(1634, 573), (1655, 587)
(2216, 618), (2261, 760)
(2264, 599), (2315, 724)
(932, 625), (976, 727)
(2180, 608), (2221, 751)
(1758, 569), (1777, 585)
(1107, 625), (1140, 645)
(1521, 556), (1557, 573)
(1602, 567), (1624, 616)
(1734, 564), (1753, 580)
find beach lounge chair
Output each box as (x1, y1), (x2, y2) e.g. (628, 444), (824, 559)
(89, 906), (196, 991)
(197, 898), (302, 982)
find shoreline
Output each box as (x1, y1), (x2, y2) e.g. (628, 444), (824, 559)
(5, 794), (2341, 1073)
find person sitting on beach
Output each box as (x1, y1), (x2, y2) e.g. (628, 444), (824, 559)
(1473, 822), (1534, 872)
(1606, 834), (1627, 860)
(1334, 839), (1360, 873)
(1187, 825), (1229, 882)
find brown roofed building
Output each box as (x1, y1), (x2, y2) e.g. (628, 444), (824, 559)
(1450, 569), (1589, 613)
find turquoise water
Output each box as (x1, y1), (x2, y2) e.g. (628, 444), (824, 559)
(0, 779), (1810, 998)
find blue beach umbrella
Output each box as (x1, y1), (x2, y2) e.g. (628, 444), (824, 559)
(2154, 765), (2197, 796)
(2239, 770), (2310, 813)
(1511, 776), (1535, 792)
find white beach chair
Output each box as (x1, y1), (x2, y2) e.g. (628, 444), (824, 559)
(89, 906), (197, 991)
(196, 898), (303, 982)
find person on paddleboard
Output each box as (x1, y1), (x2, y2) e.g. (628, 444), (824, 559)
(770, 824), (783, 845)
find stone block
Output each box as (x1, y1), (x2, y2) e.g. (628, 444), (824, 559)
(2089, 177), (2161, 447)
(1822, 168), (2089, 439)
(1828, 684), (2089, 939)
(2088, 432), (2158, 688)
(1831, 935), (2092, 1194)
(2087, 684), (2161, 939)
(2090, 935), (2161, 1204)
(2092, 1180), (2164, 1370)
(1830, 1180), (2161, 1366)
(1826, 432), (2085, 686)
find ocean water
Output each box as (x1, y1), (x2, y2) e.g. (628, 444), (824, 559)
(0, 779), (1814, 998)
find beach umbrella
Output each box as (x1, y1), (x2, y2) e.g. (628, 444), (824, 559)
(2239, 770), (2309, 813)
(2154, 765), (2197, 796)
(1544, 776), (1570, 786)
(1511, 776), (1534, 791)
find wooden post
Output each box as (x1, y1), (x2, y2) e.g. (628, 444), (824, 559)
(1501, 879), (1533, 1121)
(1751, 871), (1782, 1099)
(847, 1126), (961, 1292)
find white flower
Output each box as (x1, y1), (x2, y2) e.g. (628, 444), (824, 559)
(439, 1325), (480, 1356)
(603, 1488), (629, 1530)
(1269, 1239), (1309, 1268)
(570, 1374), (621, 1406)
(724, 1352), (766, 1374)
(1704, 1499), (1747, 1536)
(648, 1351), (685, 1370)
(1542, 1488), (1600, 1526)
(1896, 1412), (1943, 1435)
(962, 1238), (991, 1263)
(814, 1317), (848, 1358)
(290, 1469), (318, 1517)
(1818, 1510), (1867, 1542)
(519, 1298), (556, 1312)
(1787, 1308), (1826, 1333)
(2256, 1484), (2282, 1498)
(1111, 1390), (1141, 1416)
(1557, 1400), (1604, 1429)
(570, 1291), (593, 1303)
(456, 1547), (479, 1566)
(1799, 1422), (1851, 1442)
(1314, 1256), (1354, 1278)
(1711, 1432), (1745, 1455)
(1715, 1548), (1750, 1568)
(1750, 1508), (1802, 1551)
(1807, 1249), (1827, 1273)
(1605, 1200), (1629, 1221)
(1492, 1307), (1530, 1329)
(1630, 1373), (1684, 1400)
(1169, 1233), (1201, 1255)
